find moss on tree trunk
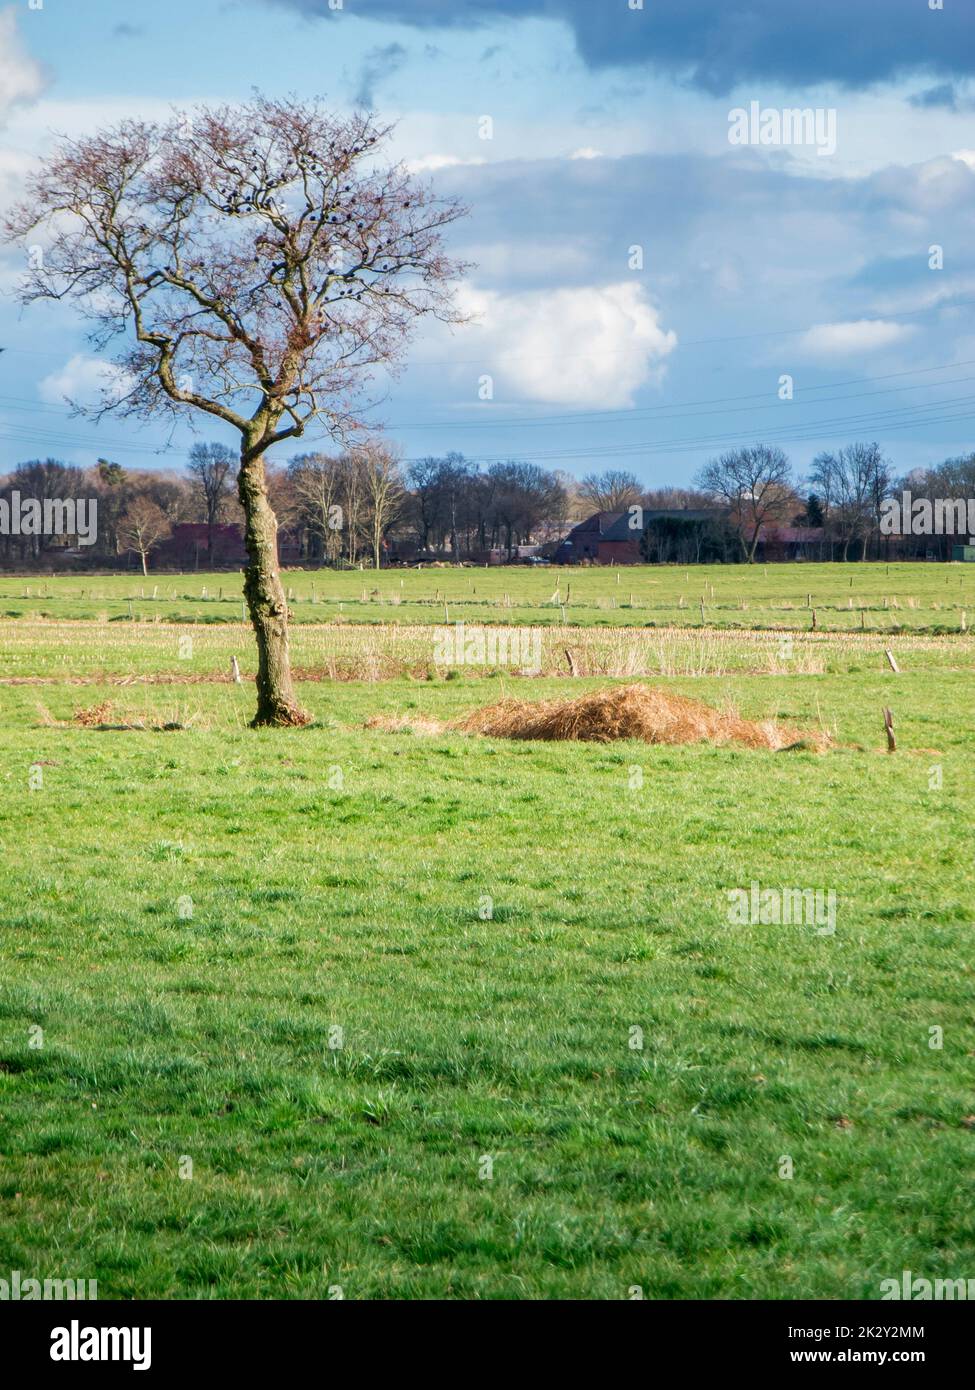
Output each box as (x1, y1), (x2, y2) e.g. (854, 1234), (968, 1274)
(238, 446), (310, 729)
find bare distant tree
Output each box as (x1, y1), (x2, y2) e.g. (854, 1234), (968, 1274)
(187, 441), (236, 564)
(488, 461), (567, 559)
(579, 469), (642, 513)
(5, 96), (468, 725)
(2, 459), (86, 560)
(641, 486), (713, 511)
(357, 441), (405, 569)
(810, 443), (889, 561)
(696, 445), (794, 562)
(407, 456), (443, 553)
(135, 470), (191, 527)
(891, 452), (975, 559)
(339, 450), (366, 567)
(289, 452), (345, 564)
(406, 451), (475, 555)
(118, 497), (171, 575)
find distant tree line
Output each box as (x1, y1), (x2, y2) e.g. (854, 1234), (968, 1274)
(1, 440), (973, 570)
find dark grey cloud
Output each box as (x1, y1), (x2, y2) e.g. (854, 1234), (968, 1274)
(264, 0), (975, 93)
(910, 82), (960, 109)
(424, 148), (975, 381)
(909, 81), (975, 111)
(353, 41), (408, 108)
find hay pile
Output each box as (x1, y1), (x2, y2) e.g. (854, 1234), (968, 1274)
(452, 683), (825, 750)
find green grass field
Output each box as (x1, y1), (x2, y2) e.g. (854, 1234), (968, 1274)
(2, 561), (972, 632)
(1, 563), (973, 1299)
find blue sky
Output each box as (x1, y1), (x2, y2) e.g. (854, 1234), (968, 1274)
(1, 0), (975, 486)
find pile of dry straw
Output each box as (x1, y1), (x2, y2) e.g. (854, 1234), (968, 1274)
(367, 683), (828, 751)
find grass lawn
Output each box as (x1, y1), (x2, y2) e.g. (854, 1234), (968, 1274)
(1, 652), (973, 1298)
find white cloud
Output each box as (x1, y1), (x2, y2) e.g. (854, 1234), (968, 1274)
(569, 147), (603, 160)
(40, 355), (135, 410)
(404, 153), (486, 174)
(797, 319), (916, 358)
(442, 282), (677, 408)
(0, 7), (45, 125)
(952, 149), (975, 171)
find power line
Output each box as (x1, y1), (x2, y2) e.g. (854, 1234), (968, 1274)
(391, 392), (975, 465)
(4, 292), (975, 370)
(388, 370), (975, 432)
(4, 358), (975, 446)
(3, 363), (974, 464)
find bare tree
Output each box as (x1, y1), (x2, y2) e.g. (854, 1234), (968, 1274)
(339, 450), (366, 567)
(407, 456), (443, 553)
(187, 441), (236, 564)
(118, 497), (171, 575)
(5, 96), (467, 725)
(487, 461), (567, 558)
(641, 486), (713, 511)
(810, 444), (888, 561)
(2, 459), (86, 560)
(579, 469), (642, 513)
(358, 441), (405, 569)
(289, 452), (345, 564)
(696, 445), (794, 562)
(406, 451), (475, 555)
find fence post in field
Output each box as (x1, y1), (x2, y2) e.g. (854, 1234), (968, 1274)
(885, 648), (900, 673)
(883, 707), (896, 753)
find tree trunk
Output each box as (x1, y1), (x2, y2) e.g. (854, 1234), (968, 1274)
(141, 551), (148, 577)
(238, 444), (310, 729)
